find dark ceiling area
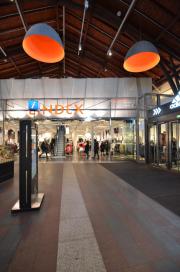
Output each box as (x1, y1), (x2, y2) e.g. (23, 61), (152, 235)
(0, 0), (179, 89)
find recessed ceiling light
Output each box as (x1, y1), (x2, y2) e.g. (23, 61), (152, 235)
(116, 10), (121, 17)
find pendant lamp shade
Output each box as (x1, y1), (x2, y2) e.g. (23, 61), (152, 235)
(123, 40), (160, 72)
(22, 23), (64, 63)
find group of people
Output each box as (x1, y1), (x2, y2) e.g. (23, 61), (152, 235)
(100, 140), (110, 156)
(84, 139), (110, 160)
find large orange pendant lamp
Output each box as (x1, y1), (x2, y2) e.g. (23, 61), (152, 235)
(123, 40), (160, 72)
(22, 23), (64, 63)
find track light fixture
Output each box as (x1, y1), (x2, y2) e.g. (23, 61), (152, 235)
(107, 50), (112, 56)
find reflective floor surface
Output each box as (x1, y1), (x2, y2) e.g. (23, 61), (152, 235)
(0, 161), (180, 272)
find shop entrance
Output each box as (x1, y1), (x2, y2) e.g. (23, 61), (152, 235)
(1, 118), (136, 162)
(52, 119), (136, 161)
(148, 121), (180, 172)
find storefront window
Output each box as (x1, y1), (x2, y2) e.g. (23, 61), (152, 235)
(149, 125), (157, 164)
(159, 123), (168, 167)
(139, 119), (145, 160)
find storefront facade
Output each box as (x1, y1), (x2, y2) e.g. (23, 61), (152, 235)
(147, 92), (180, 171)
(0, 77), (151, 162)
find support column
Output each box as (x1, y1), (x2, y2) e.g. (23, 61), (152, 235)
(91, 123), (94, 158)
(136, 97), (140, 161)
(2, 100), (5, 145)
(109, 100), (112, 160)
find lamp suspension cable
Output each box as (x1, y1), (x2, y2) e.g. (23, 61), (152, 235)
(0, 46), (7, 57)
(107, 0), (137, 55)
(63, 5), (66, 75)
(14, 0), (27, 32)
(78, 0), (89, 55)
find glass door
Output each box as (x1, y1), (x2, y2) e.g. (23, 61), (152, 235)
(158, 123), (168, 168)
(171, 122), (180, 171)
(149, 124), (157, 164)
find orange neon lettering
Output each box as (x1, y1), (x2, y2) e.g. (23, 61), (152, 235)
(42, 104), (53, 113)
(29, 111), (34, 115)
(75, 104), (83, 114)
(66, 104), (72, 114)
(55, 104), (64, 114)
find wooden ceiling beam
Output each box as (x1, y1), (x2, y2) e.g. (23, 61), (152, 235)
(66, 58), (97, 77)
(118, 0), (180, 43)
(0, 4), (56, 20)
(93, 3), (180, 61)
(66, 13), (162, 79)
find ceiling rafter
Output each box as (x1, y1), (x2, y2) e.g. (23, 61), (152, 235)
(0, 0), (179, 86)
(118, 0), (180, 43)
(93, 3), (180, 61)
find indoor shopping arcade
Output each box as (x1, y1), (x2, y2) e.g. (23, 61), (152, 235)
(0, 1), (180, 272)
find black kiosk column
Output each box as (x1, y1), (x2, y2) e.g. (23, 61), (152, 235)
(12, 120), (44, 212)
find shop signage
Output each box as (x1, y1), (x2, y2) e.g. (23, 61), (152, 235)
(153, 107), (161, 116)
(28, 100), (40, 111)
(169, 91), (180, 110)
(28, 100), (84, 115)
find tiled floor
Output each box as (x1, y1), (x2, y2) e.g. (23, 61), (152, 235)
(0, 161), (180, 272)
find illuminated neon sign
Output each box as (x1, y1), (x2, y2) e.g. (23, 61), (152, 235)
(153, 107), (161, 116)
(28, 100), (84, 115)
(170, 91), (180, 110)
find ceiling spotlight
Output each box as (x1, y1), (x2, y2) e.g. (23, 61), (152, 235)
(116, 10), (121, 17)
(79, 44), (82, 51)
(107, 50), (112, 56)
(104, 68), (108, 72)
(85, 0), (89, 9)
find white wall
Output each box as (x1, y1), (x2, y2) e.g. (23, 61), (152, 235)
(0, 77), (152, 99)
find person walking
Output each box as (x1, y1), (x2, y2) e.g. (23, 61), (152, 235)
(50, 138), (55, 156)
(172, 138), (177, 166)
(39, 140), (49, 160)
(105, 140), (110, 156)
(85, 140), (90, 159)
(94, 139), (99, 159)
(100, 141), (105, 156)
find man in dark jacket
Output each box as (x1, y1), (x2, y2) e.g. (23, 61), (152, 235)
(94, 139), (99, 159)
(85, 140), (90, 159)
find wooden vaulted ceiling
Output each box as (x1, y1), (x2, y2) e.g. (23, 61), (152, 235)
(0, 0), (180, 89)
